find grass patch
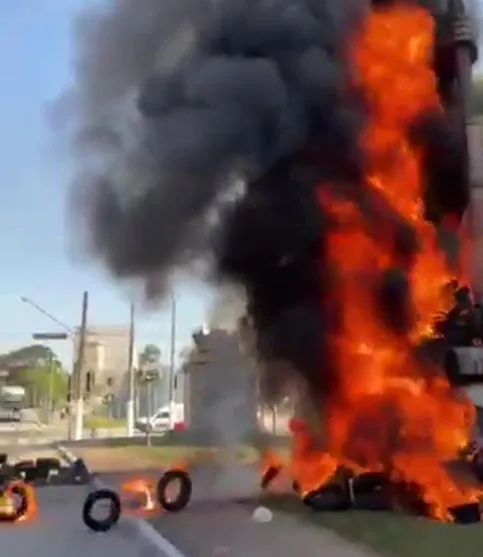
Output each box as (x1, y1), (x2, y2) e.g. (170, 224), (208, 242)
(152, 428), (292, 450)
(84, 415), (127, 429)
(264, 493), (483, 557)
(123, 444), (262, 465)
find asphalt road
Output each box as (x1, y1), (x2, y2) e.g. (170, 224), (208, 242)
(0, 447), (153, 557)
(99, 465), (379, 557)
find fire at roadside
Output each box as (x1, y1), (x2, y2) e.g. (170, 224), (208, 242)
(63, 0), (482, 526)
(257, 2), (483, 524)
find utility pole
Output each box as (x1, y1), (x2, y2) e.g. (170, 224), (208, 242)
(73, 291), (89, 440)
(48, 351), (54, 423)
(168, 292), (177, 429)
(126, 302), (136, 437)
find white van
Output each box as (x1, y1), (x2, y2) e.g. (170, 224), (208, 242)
(135, 402), (184, 433)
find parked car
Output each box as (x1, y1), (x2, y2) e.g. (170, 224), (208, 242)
(135, 403), (184, 434)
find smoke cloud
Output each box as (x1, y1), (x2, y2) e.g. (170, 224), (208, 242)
(59, 0), (465, 412)
(61, 0), (367, 282)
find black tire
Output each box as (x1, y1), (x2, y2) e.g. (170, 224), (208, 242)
(71, 458), (90, 484)
(36, 457), (61, 482)
(157, 469), (192, 512)
(14, 461), (37, 483)
(302, 483), (351, 511)
(82, 489), (121, 532)
(472, 449), (483, 482)
(0, 453), (7, 466)
(260, 466), (282, 490)
(36, 457), (60, 471)
(14, 460), (35, 472)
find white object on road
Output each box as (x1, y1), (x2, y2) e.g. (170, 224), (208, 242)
(251, 506), (273, 523)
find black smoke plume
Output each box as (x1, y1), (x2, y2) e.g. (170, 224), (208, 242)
(60, 0), (465, 408)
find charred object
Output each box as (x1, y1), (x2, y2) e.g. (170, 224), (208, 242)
(422, 0), (477, 226)
(260, 465), (283, 490)
(299, 469), (480, 523)
(0, 453), (89, 486)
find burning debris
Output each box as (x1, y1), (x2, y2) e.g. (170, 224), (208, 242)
(61, 0), (483, 524)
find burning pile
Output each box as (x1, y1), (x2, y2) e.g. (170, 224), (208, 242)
(261, 5), (482, 523)
(63, 0), (479, 524)
(291, 5), (478, 521)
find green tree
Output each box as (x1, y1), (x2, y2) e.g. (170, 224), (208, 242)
(0, 344), (54, 370)
(10, 361), (68, 409)
(140, 344), (161, 366)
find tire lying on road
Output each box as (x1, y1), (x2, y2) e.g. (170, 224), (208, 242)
(82, 489), (121, 532)
(0, 482), (30, 522)
(157, 469), (192, 512)
(14, 460), (38, 483)
(36, 458), (61, 481)
(71, 458), (90, 484)
(36, 457), (60, 471)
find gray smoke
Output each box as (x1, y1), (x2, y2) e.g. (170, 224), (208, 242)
(60, 0), (368, 292)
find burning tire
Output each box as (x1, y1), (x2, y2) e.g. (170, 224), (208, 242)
(302, 483), (350, 511)
(157, 469), (192, 512)
(260, 466), (282, 490)
(82, 489), (121, 532)
(347, 472), (392, 511)
(0, 483), (30, 522)
(471, 449), (483, 482)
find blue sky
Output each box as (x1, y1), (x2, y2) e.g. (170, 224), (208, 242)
(0, 0), (214, 367)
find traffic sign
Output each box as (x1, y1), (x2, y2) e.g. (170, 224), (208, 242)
(32, 332), (69, 340)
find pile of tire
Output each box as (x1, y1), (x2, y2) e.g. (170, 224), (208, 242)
(9, 457), (62, 485)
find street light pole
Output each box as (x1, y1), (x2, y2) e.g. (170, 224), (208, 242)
(21, 297), (74, 333)
(73, 292), (89, 441)
(48, 351), (54, 422)
(126, 302), (136, 437)
(168, 291), (177, 429)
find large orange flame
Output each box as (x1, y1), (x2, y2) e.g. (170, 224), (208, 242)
(286, 3), (478, 521)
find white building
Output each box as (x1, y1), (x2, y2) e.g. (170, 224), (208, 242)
(72, 325), (138, 397)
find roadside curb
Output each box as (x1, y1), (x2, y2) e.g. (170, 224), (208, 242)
(56, 444), (188, 557)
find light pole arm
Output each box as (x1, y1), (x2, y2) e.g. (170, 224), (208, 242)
(20, 296), (74, 334)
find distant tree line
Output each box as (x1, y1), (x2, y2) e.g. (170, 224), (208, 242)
(0, 344), (68, 408)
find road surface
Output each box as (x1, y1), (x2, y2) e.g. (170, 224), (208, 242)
(69, 447), (379, 557)
(1, 446), (154, 557)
